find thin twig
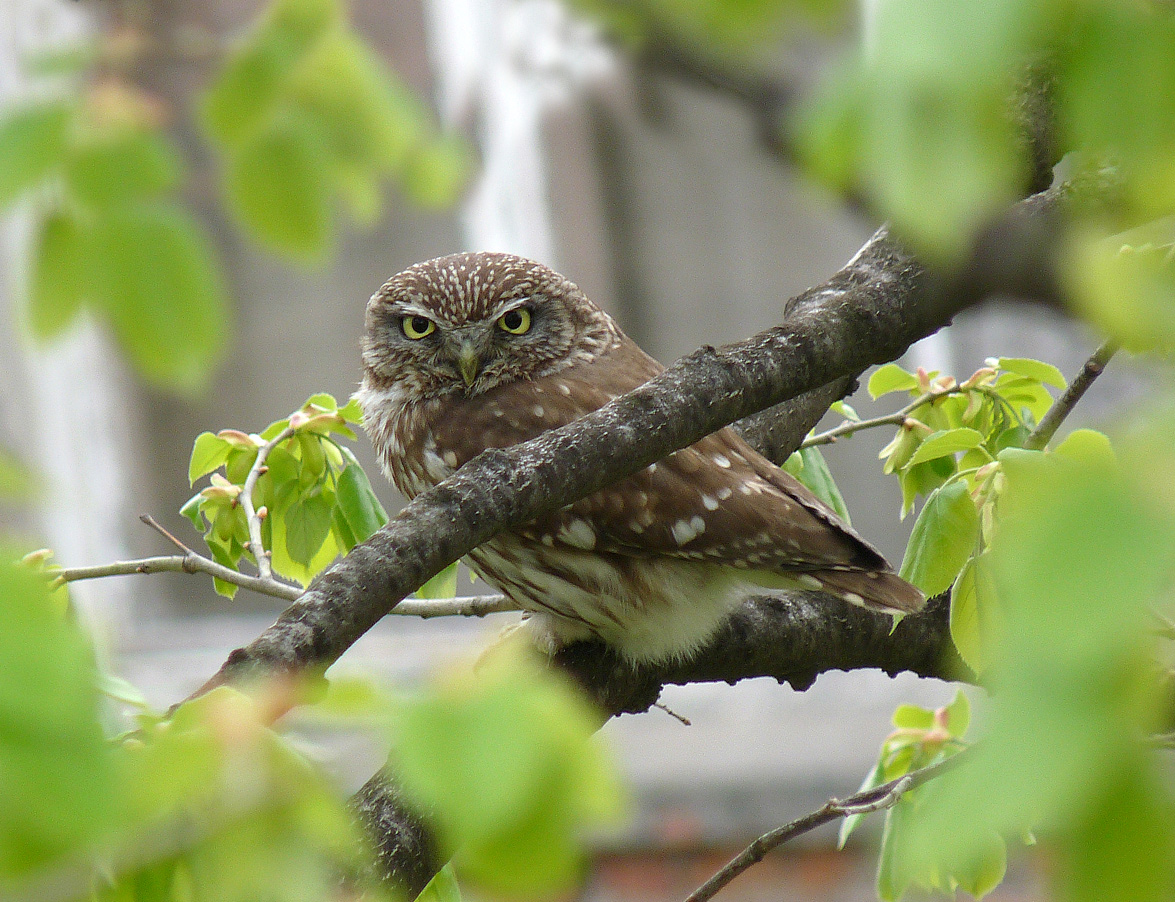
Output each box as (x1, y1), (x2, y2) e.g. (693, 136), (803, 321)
(800, 388), (953, 448)
(53, 555), (303, 601)
(139, 514), (197, 554)
(684, 754), (963, 902)
(1024, 339), (1119, 451)
(240, 426), (296, 580)
(52, 553), (517, 617)
(653, 701), (692, 726)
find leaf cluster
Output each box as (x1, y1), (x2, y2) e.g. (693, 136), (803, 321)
(182, 393), (386, 593)
(201, 0), (471, 259)
(837, 692), (1007, 900)
(0, 92), (227, 393)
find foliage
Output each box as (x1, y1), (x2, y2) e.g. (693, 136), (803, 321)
(0, 548), (620, 901)
(202, 0), (470, 258)
(0, 0), (469, 394)
(182, 393), (386, 592)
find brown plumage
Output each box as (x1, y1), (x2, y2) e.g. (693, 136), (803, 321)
(358, 252), (924, 663)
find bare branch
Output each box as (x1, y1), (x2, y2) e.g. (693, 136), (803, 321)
(1024, 339), (1120, 451)
(53, 554), (303, 601)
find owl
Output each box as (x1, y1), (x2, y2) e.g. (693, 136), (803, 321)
(357, 252), (924, 664)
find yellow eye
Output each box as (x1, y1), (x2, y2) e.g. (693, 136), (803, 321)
(401, 315), (436, 339)
(497, 308), (532, 335)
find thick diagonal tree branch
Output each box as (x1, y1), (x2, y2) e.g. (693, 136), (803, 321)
(189, 180), (1068, 702)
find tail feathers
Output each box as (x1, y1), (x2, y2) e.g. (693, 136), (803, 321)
(801, 568), (926, 615)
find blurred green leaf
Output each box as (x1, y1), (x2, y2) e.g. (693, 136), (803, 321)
(403, 134), (473, 208)
(891, 704), (934, 730)
(28, 210), (90, 341)
(64, 128), (181, 209)
(0, 449), (36, 502)
(899, 479), (979, 596)
(0, 558), (115, 879)
(416, 863), (463, 902)
(837, 759), (884, 849)
(901, 451), (1175, 895)
(89, 204), (228, 394)
(416, 562), (459, 600)
(1053, 428), (1115, 469)
(393, 649), (623, 897)
(1068, 233), (1175, 352)
(225, 114), (334, 258)
(1058, 3), (1175, 218)
(0, 102), (71, 210)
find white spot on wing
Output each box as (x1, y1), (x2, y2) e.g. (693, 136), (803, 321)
(533, 404), (545, 418)
(701, 494), (719, 511)
(717, 486), (733, 500)
(671, 518), (702, 545)
(797, 574), (823, 590)
(557, 519), (597, 550)
(442, 450), (458, 469)
(713, 453), (731, 468)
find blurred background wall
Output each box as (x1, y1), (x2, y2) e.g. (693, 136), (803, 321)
(0, 0), (1134, 898)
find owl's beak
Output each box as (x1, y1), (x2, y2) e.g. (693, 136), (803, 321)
(456, 340), (481, 387)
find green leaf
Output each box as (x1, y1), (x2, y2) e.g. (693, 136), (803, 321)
(838, 759), (885, 849)
(417, 562), (458, 600)
(393, 651), (622, 897)
(830, 400), (859, 421)
(189, 432), (234, 485)
(334, 464), (387, 544)
(179, 493), (205, 530)
(338, 397), (364, 424)
(402, 134), (472, 208)
(97, 671), (150, 709)
(952, 831), (1007, 900)
(284, 490), (334, 566)
(899, 480), (980, 596)
(0, 102), (71, 210)
(996, 356), (1065, 389)
(64, 128), (181, 208)
(791, 446), (851, 525)
(868, 363), (919, 398)
(89, 204), (228, 394)
(0, 559), (115, 878)
(1054, 428), (1116, 469)
(224, 113), (334, 258)
(891, 704), (934, 730)
(949, 557), (985, 673)
(27, 210), (90, 340)
(905, 427), (983, 468)
(416, 863), (463, 902)
(943, 689), (970, 739)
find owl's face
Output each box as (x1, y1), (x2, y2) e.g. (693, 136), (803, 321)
(362, 252), (618, 401)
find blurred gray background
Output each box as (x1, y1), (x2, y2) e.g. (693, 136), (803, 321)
(0, 0), (1141, 898)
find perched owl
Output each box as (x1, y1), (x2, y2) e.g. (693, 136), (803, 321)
(357, 252), (924, 664)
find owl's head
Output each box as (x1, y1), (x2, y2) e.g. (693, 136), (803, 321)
(361, 252), (619, 399)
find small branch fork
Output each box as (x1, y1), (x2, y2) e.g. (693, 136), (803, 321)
(48, 514), (517, 617)
(684, 754), (963, 902)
